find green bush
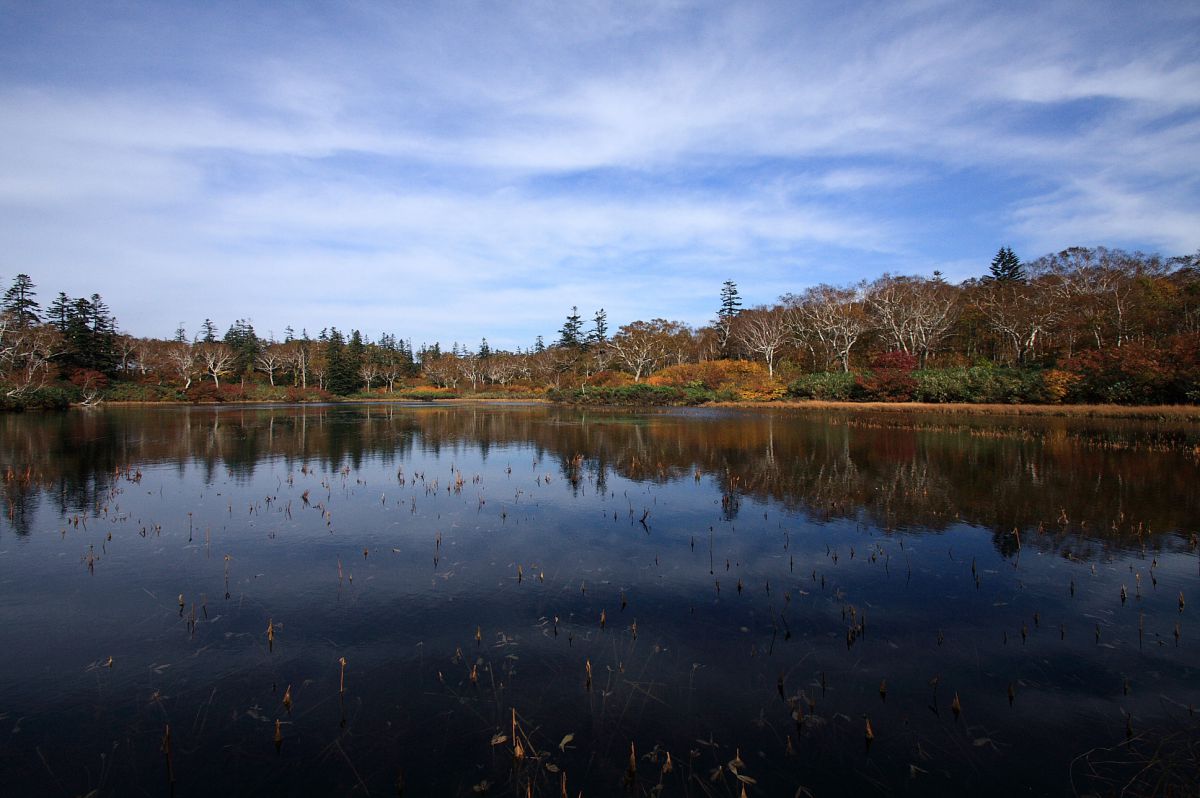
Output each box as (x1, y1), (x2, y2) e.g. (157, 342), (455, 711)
(0, 386), (73, 411)
(102, 382), (182, 402)
(786, 372), (857, 400)
(912, 367), (1048, 404)
(548, 384), (713, 406)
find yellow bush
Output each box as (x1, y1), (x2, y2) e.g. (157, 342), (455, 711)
(649, 360), (785, 401)
(584, 370), (635, 388)
(1041, 369), (1080, 404)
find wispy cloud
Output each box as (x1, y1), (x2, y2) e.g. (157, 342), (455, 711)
(1, 1), (1197, 346)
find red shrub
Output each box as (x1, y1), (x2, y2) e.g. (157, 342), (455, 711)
(856, 350), (918, 402)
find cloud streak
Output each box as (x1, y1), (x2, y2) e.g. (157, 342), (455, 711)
(1, 1), (1197, 347)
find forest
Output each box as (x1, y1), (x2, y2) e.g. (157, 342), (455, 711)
(2, 246), (1199, 409)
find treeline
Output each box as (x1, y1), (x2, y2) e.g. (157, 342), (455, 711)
(2, 245), (1199, 408)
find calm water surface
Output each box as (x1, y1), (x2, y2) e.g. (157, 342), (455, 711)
(1, 403), (1197, 796)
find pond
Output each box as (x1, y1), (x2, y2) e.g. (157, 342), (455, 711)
(0, 403), (1197, 796)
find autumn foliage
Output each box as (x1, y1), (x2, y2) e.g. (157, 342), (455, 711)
(855, 351), (919, 402)
(648, 361), (785, 401)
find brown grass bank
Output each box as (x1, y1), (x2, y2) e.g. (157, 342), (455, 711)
(713, 400), (1200, 421)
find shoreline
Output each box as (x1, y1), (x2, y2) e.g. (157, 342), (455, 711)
(79, 396), (1200, 420)
(709, 399), (1200, 420)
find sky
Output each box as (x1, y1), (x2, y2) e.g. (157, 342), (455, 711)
(1, 1), (1198, 350)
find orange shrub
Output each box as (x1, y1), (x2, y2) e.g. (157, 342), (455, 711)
(584, 370), (635, 388)
(1040, 369), (1080, 404)
(649, 360), (785, 401)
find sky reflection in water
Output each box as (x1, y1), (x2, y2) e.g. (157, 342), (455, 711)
(0, 403), (1197, 796)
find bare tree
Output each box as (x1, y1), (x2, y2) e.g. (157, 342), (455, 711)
(359, 359), (380, 391)
(164, 341), (197, 390)
(732, 305), (789, 377)
(971, 277), (1060, 364)
(113, 333), (139, 374)
(422, 353), (462, 388)
(280, 340), (310, 388)
(526, 347), (577, 388)
(484, 352), (520, 385)
(1035, 247), (1167, 350)
(133, 337), (162, 377)
(196, 341), (236, 387)
(308, 348), (328, 391)
(255, 343), (285, 387)
(0, 316), (63, 397)
(609, 319), (678, 381)
(784, 285), (871, 372)
(865, 275), (959, 363)
(380, 355), (405, 392)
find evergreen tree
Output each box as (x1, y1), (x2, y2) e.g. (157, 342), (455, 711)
(88, 294), (118, 371)
(346, 330), (366, 384)
(719, 280), (742, 322)
(223, 319), (260, 375)
(534, 335), (545, 353)
(716, 280), (742, 356)
(325, 328), (358, 395)
(401, 338), (418, 375)
(48, 292), (71, 331)
(2, 274), (41, 328)
(200, 318), (218, 343)
(557, 306), (585, 348)
(64, 297), (95, 365)
(589, 309), (608, 345)
(987, 247), (1025, 282)
(173, 323), (188, 343)
(418, 342), (441, 364)
(478, 338), (491, 359)
(284, 325), (295, 343)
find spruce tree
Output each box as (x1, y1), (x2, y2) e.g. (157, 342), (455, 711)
(987, 247), (1025, 282)
(87, 294), (118, 373)
(61, 295), (115, 374)
(223, 319), (260, 375)
(325, 328), (358, 395)
(2, 274), (41, 328)
(48, 292), (71, 331)
(719, 280), (742, 321)
(716, 280), (742, 356)
(346, 330), (366, 384)
(589, 309), (608, 345)
(557, 306), (585, 349)
(201, 318), (218, 343)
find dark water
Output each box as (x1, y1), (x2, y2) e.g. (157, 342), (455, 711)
(1, 403), (1197, 797)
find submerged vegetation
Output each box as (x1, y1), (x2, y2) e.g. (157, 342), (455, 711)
(3, 245), (1200, 408)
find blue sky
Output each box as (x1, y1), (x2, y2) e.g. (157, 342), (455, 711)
(2, 1), (1198, 350)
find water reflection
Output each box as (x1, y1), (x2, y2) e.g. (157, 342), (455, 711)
(0, 403), (1196, 796)
(4, 403), (1198, 555)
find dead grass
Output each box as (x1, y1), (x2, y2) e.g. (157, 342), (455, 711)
(713, 400), (1200, 421)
